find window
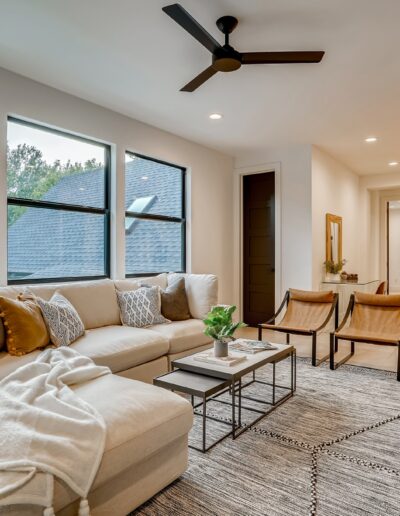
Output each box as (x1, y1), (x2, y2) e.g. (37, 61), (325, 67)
(7, 118), (110, 283)
(125, 152), (186, 275)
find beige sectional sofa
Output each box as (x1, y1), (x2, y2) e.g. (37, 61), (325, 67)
(0, 273), (217, 515)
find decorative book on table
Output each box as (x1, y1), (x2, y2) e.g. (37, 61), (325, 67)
(229, 339), (278, 354)
(193, 352), (246, 367)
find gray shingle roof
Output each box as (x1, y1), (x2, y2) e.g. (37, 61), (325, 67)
(8, 158), (184, 279)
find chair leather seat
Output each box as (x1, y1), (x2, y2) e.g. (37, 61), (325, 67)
(260, 323), (313, 334)
(336, 327), (400, 345)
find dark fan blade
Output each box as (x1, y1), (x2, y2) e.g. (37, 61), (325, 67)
(241, 51), (325, 64)
(163, 4), (221, 54)
(180, 66), (218, 92)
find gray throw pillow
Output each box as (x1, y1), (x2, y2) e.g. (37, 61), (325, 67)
(161, 278), (191, 321)
(116, 286), (169, 327)
(35, 292), (85, 347)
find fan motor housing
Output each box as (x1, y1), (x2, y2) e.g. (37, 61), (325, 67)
(213, 46), (242, 72)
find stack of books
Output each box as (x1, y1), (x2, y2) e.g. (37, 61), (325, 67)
(193, 352), (246, 367)
(193, 339), (278, 367)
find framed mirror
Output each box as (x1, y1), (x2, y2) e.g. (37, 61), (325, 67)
(326, 213), (342, 264)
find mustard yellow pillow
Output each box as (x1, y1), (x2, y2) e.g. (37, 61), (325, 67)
(0, 296), (50, 356)
(0, 319), (5, 352)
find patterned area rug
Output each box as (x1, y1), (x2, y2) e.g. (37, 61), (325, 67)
(132, 359), (400, 516)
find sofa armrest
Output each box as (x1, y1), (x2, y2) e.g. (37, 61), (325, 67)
(168, 273), (218, 319)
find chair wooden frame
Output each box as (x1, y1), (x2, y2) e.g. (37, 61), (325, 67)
(258, 291), (339, 367)
(330, 294), (400, 381)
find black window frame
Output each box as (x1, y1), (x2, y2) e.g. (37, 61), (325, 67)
(125, 151), (186, 278)
(7, 117), (111, 285)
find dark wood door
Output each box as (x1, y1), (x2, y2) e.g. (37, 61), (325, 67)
(243, 172), (275, 326)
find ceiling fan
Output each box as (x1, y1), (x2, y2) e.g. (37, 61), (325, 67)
(163, 3), (325, 92)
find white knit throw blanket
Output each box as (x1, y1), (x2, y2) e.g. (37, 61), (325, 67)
(0, 347), (111, 515)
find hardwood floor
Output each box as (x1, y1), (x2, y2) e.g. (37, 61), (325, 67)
(237, 326), (398, 373)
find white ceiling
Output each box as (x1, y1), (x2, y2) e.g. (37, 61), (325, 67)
(0, 0), (399, 175)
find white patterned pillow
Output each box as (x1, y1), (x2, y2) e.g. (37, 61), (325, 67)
(116, 286), (169, 327)
(35, 292), (85, 347)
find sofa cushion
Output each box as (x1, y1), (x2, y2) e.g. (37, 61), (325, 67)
(52, 374), (192, 511)
(150, 319), (212, 354)
(24, 280), (121, 330)
(57, 280), (121, 329)
(71, 325), (169, 373)
(168, 273), (218, 319)
(114, 273), (168, 292)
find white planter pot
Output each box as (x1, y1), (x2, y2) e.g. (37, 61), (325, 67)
(214, 340), (228, 357)
(325, 272), (341, 282)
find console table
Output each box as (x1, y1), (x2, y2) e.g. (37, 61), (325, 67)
(320, 279), (380, 319)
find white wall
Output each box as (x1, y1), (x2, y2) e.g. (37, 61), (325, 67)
(388, 207), (400, 292)
(234, 145), (313, 311)
(311, 146), (360, 288)
(0, 67), (234, 302)
(234, 144), (363, 314)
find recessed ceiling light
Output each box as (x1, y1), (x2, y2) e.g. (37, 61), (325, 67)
(209, 113), (223, 120)
(141, 176), (148, 180)
(389, 161), (399, 167)
(365, 137), (377, 143)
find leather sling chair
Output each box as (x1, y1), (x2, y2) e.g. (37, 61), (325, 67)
(330, 292), (400, 381)
(258, 289), (338, 367)
(375, 281), (388, 294)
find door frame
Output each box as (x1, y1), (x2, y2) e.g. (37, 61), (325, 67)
(378, 189), (400, 292)
(386, 201), (390, 293)
(233, 162), (282, 320)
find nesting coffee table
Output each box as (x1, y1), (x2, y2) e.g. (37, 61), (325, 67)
(154, 343), (296, 452)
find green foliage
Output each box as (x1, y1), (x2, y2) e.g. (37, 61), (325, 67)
(7, 144), (103, 225)
(203, 305), (246, 342)
(324, 258), (347, 274)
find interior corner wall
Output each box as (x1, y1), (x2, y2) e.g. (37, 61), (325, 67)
(359, 172), (400, 283)
(234, 144), (313, 312)
(311, 146), (360, 289)
(0, 67), (234, 303)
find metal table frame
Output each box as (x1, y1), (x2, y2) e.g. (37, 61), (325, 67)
(162, 346), (297, 452)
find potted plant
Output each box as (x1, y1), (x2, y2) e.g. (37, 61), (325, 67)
(203, 305), (246, 358)
(324, 259), (347, 281)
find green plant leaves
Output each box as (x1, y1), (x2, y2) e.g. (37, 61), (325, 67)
(203, 305), (246, 341)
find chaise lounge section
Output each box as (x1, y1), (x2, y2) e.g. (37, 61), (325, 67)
(0, 273), (217, 514)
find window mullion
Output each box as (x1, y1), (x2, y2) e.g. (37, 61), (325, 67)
(125, 211), (183, 223)
(7, 197), (106, 215)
